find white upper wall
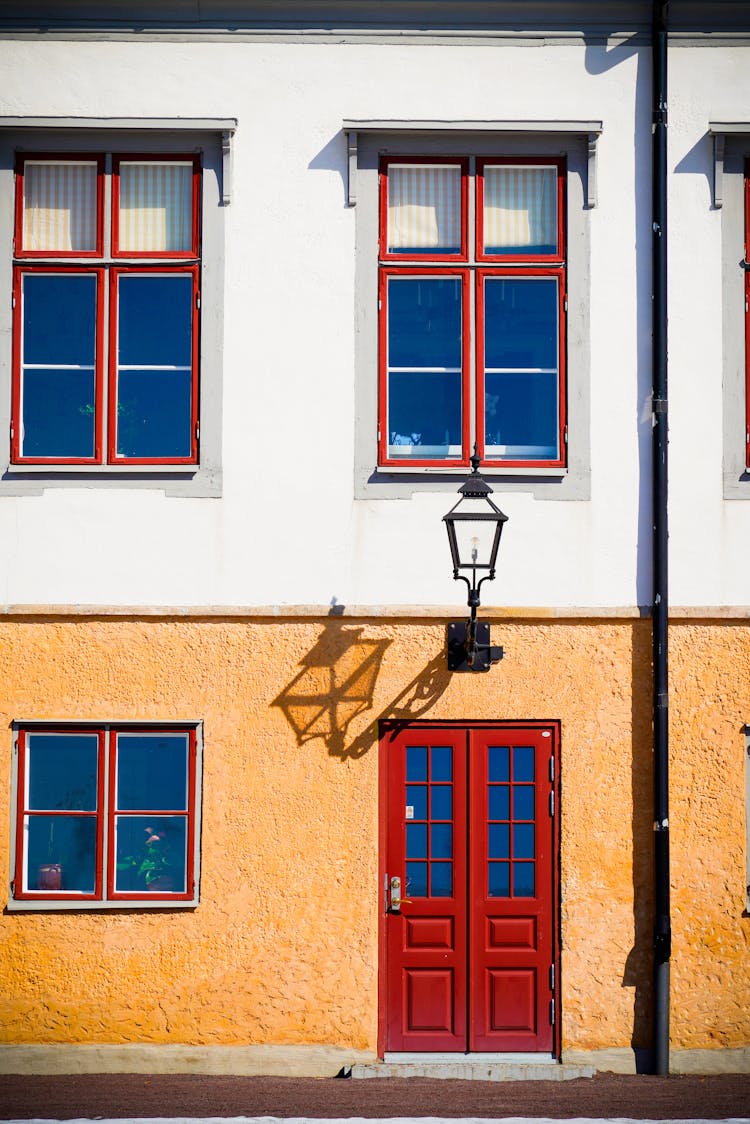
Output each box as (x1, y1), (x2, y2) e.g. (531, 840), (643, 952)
(0, 34), (748, 609)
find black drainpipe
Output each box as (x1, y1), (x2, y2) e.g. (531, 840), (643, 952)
(651, 0), (671, 1077)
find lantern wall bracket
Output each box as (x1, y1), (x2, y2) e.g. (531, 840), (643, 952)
(446, 618), (503, 673)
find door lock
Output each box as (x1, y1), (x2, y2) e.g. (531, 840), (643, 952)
(389, 875), (411, 911)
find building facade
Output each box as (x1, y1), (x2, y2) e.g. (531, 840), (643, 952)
(0, 0), (748, 1076)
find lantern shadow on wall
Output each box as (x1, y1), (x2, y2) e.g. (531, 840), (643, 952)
(272, 623), (450, 760)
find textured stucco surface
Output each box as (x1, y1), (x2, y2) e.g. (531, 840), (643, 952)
(0, 617), (748, 1056)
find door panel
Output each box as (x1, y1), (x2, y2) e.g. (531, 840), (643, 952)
(383, 723), (556, 1054)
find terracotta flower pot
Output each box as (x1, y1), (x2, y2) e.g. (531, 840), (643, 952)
(37, 863), (62, 890)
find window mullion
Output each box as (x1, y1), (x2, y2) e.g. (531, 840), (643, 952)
(101, 727), (112, 902)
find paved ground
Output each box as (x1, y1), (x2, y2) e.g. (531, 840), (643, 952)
(0, 1074), (749, 1121)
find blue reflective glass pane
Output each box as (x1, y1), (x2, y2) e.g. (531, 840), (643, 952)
(388, 278), (462, 368)
(27, 734), (98, 811)
(406, 861), (427, 898)
(430, 862), (452, 897)
(488, 746), (510, 781)
(22, 369), (96, 458)
(26, 814), (97, 893)
(23, 274), (96, 366)
(118, 275), (193, 366)
(116, 734), (188, 811)
(484, 370), (558, 459)
(513, 823), (535, 859)
(406, 785), (427, 820)
(406, 823), (428, 859)
(488, 861), (510, 897)
(116, 369), (192, 459)
(115, 815), (187, 893)
(513, 746), (535, 781)
(430, 786), (452, 820)
(431, 746), (452, 781)
(513, 862), (535, 897)
(483, 278), (558, 370)
(431, 823), (452, 859)
(406, 746), (428, 781)
(489, 823), (510, 859)
(513, 785), (535, 819)
(387, 370), (462, 458)
(488, 785), (510, 820)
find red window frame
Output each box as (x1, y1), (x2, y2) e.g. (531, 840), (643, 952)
(379, 156), (469, 263)
(745, 159), (750, 468)
(378, 155), (567, 471)
(111, 154), (201, 259)
(11, 153), (201, 467)
(378, 266), (472, 468)
(11, 264), (106, 464)
(14, 153), (105, 259)
(476, 156), (565, 264)
(476, 267), (567, 470)
(13, 724), (198, 905)
(107, 265), (200, 465)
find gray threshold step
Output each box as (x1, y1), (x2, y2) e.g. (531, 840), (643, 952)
(351, 1057), (595, 1081)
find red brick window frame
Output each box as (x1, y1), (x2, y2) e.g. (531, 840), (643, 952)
(12, 723), (200, 908)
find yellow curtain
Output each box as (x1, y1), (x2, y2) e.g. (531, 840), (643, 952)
(118, 162), (192, 252)
(387, 164), (461, 251)
(23, 161), (97, 252)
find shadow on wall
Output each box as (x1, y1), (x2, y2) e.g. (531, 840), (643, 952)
(272, 620), (450, 759)
(623, 620), (655, 1073)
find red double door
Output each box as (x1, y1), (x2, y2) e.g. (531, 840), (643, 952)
(382, 722), (557, 1053)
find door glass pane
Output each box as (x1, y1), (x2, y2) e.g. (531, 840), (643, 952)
(387, 164), (461, 254)
(483, 277), (559, 461)
(513, 785), (534, 819)
(26, 814), (97, 893)
(406, 784), (427, 820)
(23, 161), (98, 252)
(118, 162), (193, 253)
(406, 861), (427, 898)
(27, 734), (98, 811)
(430, 862), (453, 897)
(488, 745), (510, 781)
(513, 746), (535, 781)
(116, 733), (188, 811)
(489, 823), (510, 859)
(431, 823), (452, 859)
(482, 165), (557, 255)
(114, 814), (187, 893)
(488, 785), (510, 820)
(488, 861), (510, 897)
(406, 746), (427, 781)
(431, 746), (453, 781)
(513, 823), (535, 859)
(387, 277), (462, 461)
(430, 785), (452, 820)
(406, 823), (428, 859)
(513, 862), (535, 897)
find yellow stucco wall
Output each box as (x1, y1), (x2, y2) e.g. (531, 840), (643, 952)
(0, 616), (747, 1053)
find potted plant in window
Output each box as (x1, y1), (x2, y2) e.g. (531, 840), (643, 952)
(117, 826), (179, 893)
(37, 821), (63, 890)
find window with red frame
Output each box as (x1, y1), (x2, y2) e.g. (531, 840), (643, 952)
(13, 725), (199, 905)
(745, 158), (750, 468)
(12, 155), (200, 465)
(378, 156), (566, 469)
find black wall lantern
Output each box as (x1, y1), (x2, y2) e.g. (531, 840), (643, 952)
(443, 450), (509, 672)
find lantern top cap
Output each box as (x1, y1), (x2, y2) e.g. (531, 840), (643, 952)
(458, 447), (493, 498)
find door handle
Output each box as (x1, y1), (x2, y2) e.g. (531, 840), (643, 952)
(389, 875), (411, 911)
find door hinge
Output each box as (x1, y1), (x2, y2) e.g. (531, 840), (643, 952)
(549, 791), (554, 817)
(550, 998), (555, 1024)
(564, 294), (568, 312)
(550, 964), (555, 991)
(195, 421), (200, 441)
(196, 291), (201, 310)
(12, 294), (16, 309)
(549, 755), (555, 782)
(563, 425), (568, 445)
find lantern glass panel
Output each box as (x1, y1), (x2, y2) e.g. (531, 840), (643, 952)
(450, 502), (502, 569)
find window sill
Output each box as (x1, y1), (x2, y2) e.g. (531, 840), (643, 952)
(7, 896), (199, 911)
(1, 463), (221, 497)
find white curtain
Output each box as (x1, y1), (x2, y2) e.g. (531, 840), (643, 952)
(387, 164), (461, 251)
(483, 166), (556, 251)
(23, 161), (98, 252)
(118, 162), (192, 252)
